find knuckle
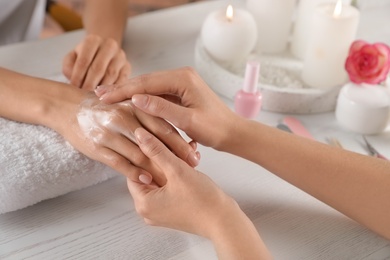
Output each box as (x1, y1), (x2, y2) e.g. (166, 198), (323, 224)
(107, 155), (123, 169)
(149, 97), (167, 114)
(104, 38), (118, 50)
(144, 140), (164, 159)
(76, 58), (90, 69)
(106, 66), (119, 78)
(89, 62), (104, 74)
(135, 202), (149, 217)
(92, 130), (109, 144)
(85, 34), (101, 44)
(181, 67), (202, 88)
(131, 151), (148, 166)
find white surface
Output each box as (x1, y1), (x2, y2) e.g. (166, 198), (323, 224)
(0, 1), (389, 259)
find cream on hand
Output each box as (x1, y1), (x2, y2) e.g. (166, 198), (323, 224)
(77, 95), (137, 145)
(234, 61), (262, 119)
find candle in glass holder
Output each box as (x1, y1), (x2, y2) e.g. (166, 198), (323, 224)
(247, 0), (296, 54)
(201, 5), (257, 63)
(301, 1), (360, 89)
(291, 0), (352, 59)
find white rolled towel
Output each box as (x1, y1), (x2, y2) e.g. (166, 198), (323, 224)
(0, 112), (118, 214)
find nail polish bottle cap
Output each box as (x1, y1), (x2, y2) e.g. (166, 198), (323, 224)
(243, 61), (260, 94)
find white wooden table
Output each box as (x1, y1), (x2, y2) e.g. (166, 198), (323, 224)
(0, 1), (389, 259)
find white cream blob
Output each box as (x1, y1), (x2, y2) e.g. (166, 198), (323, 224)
(77, 97), (137, 144)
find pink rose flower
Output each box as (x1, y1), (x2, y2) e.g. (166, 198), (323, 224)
(345, 40), (390, 84)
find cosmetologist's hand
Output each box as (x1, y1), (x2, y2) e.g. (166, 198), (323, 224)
(52, 91), (196, 185)
(96, 67), (238, 150)
(127, 127), (239, 238)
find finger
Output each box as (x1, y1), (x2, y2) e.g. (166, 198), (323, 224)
(70, 38), (101, 88)
(98, 146), (152, 183)
(134, 108), (199, 167)
(98, 129), (166, 185)
(115, 62), (132, 84)
(62, 51), (77, 80)
(134, 128), (184, 175)
(189, 140), (197, 151)
(81, 40), (118, 90)
(126, 177), (157, 198)
(100, 51), (129, 86)
(132, 94), (191, 131)
(98, 67), (198, 103)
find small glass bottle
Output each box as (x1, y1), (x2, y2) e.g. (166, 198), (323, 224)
(234, 61), (262, 118)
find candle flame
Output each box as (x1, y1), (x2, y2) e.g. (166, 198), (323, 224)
(333, 0), (343, 18)
(226, 5), (234, 22)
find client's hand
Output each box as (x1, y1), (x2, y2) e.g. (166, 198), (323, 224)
(128, 128), (238, 238)
(128, 128), (271, 259)
(63, 34), (131, 91)
(96, 67), (238, 150)
(54, 92), (197, 186)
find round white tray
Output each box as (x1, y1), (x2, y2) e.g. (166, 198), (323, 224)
(194, 39), (342, 114)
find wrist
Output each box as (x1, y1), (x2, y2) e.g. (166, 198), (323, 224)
(207, 199), (272, 259)
(216, 114), (250, 153)
(37, 81), (86, 134)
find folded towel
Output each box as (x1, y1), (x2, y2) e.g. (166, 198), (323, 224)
(0, 76), (119, 214)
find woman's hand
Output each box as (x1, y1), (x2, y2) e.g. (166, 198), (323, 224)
(63, 34), (131, 91)
(49, 88), (197, 186)
(95, 67), (239, 150)
(127, 128), (272, 259)
(128, 127), (238, 238)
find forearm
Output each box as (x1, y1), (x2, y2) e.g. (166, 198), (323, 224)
(83, 0), (128, 43)
(223, 117), (390, 239)
(0, 67), (84, 131)
(209, 202), (271, 260)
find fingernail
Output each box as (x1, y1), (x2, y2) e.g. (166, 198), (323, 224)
(188, 150), (200, 167)
(99, 92), (109, 101)
(139, 174), (152, 185)
(196, 151), (201, 160)
(135, 128), (152, 144)
(95, 85), (108, 96)
(132, 95), (148, 108)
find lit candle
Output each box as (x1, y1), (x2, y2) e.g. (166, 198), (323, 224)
(201, 5), (257, 63)
(291, 0), (353, 59)
(301, 1), (360, 89)
(246, 0), (296, 54)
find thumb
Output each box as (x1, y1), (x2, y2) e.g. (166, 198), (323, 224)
(132, 94), (190, 130)
(134, 128), (182, 176)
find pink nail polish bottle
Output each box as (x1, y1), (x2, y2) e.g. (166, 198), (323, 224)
(234, 61), (262, 119)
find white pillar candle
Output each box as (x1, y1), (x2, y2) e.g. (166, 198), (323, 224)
(201, 5), (257, 63)
(301, 1), (359, 89)
(246, 0), (296, 54)
(291, 0), (352, 59)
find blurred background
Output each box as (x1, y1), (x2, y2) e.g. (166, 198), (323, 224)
(41, 0), (205, 38)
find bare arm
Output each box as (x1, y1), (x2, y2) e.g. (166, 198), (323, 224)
(0, 67), (195, 185)
(225, 118), (390, 240)
(98, 67), (390, 240)
(83, 0), (129, 43)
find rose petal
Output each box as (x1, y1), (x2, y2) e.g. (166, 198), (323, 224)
(348, 40), (368, 55)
